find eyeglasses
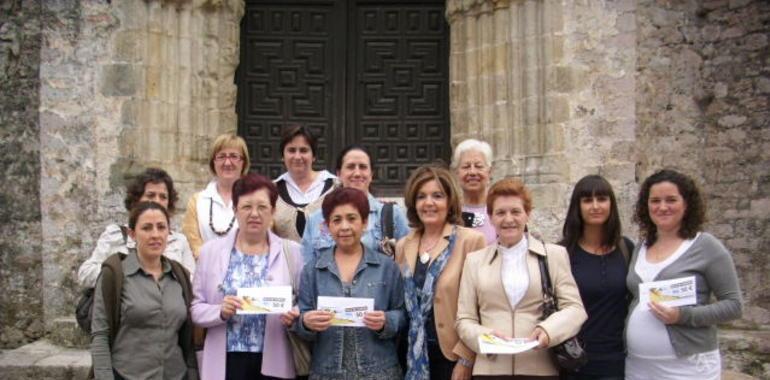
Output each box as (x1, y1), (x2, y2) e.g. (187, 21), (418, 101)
(238, 204), (271, 215)
(214, 153), (243, 163)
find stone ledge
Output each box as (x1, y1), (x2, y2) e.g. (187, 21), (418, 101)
(47, 317), (89, 349)
(0, 340), (89, 380)
(720, 328), (770, 379)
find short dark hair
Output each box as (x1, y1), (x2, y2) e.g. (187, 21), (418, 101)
(128, 201), (170, 230)
(403, 164), (463, 231)
(335, 144), (374, 173)
(559, 175), (623, 254)
(321, 187), (370, 223)
(232, 173), (279, 209)
(124, 168), (178, 213)
(280, 124), (318, 158)
(634, 169), (705, 246)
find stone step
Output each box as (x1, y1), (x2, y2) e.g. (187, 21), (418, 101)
(48, 317), (90, 349)
(0, 340), (90, 380)
(719, 328), (770, 379)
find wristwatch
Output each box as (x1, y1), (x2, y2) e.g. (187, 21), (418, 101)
(457, 357), (474, 368)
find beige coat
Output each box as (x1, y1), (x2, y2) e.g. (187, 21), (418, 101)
(456, 236), (587, 376)
(395, 223), (486, 362)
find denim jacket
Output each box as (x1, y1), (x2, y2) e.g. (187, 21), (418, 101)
(293, 245), (406, 376)
(300, 194), (410, 264)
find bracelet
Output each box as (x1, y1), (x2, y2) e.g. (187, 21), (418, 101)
(457, 357), (474, 368)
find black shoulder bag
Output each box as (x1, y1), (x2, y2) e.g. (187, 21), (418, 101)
(536, 241), (588, 372)
(75, 226), (129, 333)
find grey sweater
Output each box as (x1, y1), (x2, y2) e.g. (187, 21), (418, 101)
(626, 232), (743, 357)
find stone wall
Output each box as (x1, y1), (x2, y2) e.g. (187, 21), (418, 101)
(0, 0), (44, 348)
(636, 0), (769, 328)
(635, 1), (769, 375)
(37, 0), (243, 337)
(446, 0), (639, 240)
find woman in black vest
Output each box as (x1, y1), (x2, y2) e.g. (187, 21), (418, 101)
(272, 125), (337, 242)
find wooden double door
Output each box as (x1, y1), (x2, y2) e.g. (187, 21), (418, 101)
(237, 0), (450, 195)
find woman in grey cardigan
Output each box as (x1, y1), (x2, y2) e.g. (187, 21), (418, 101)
(625, 169), (742, 380)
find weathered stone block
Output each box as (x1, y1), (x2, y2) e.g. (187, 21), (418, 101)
(100, 64), (136, 96)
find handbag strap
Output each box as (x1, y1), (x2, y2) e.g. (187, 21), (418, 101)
(281, 239), (299, 301)
(536, 238), (559, 319)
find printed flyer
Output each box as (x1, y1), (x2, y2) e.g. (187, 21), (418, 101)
(639, 276), (697, 309)
(236, 286), (292, 314)
(317, 296), (374, 327)
(477, 333), (539, 354)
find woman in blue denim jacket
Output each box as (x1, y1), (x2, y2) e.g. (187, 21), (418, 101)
(301, 145), (410, 264)
(294, 187), (406, 380)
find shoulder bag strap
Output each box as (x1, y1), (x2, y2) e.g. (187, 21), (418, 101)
(381, 202), (394, 240)
(536, 241), (559, 319)
(102, 253), (126, 346)
(119, 225), (128, 244)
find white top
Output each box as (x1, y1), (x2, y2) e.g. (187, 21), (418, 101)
(77, 223), (196, 287)
(275, 170), (335, 204)
(499, 236), (529, 309)
(195, 181), (238, 243)
(626, 234), (719, 380)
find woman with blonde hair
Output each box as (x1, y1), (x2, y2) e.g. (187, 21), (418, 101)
(182, 133), (250, 258)
(396, 165), (486, 380)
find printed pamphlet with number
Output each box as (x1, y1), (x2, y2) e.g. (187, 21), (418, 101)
(639, 276), (697, 309)
(317, 296), (374, 327)
(478, 333), (539, 354)
(236, 286), (292, 314)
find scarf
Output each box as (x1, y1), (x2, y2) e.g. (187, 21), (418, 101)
(402, 228), (457, 380)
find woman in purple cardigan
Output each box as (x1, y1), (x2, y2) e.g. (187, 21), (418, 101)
(191, 173), (304, 380)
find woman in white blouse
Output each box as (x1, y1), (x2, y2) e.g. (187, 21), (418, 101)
(456, 178), (586, 378)
(272, 125), (336, 242)
(182, 133), (250, 258)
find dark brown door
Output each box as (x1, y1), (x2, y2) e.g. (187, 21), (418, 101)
(237, 0), (449, 195)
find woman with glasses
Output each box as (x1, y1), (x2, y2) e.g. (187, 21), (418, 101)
(183, 133), (251, 258)
(192, 174), (304, 380)
(273, 125), (337, 242)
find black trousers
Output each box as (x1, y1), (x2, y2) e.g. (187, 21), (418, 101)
(226, 352), (284, 380)
(428, 341), (456, 380)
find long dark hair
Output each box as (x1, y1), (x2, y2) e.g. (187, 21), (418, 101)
(559, 175), (622, 254)
(634, 169), (705, 246)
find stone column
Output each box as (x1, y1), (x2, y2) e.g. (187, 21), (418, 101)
(446, 0), (570, 237)
(38, 0), (244, 345)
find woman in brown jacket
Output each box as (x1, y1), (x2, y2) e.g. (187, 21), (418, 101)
(456, 178), (587, 379)
(396, 165), (486, 380)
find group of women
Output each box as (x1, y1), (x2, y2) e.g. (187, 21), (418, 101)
(82, 129), (743, 380)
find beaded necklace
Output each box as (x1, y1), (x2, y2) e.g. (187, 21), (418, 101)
(209, 198), (235, 236)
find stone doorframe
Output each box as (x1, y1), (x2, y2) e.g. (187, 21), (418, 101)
(37, 0), (639, 342)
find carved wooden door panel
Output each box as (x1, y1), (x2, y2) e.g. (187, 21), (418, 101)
(348, 1), (449, 195)
(238, 0), (449, 195)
